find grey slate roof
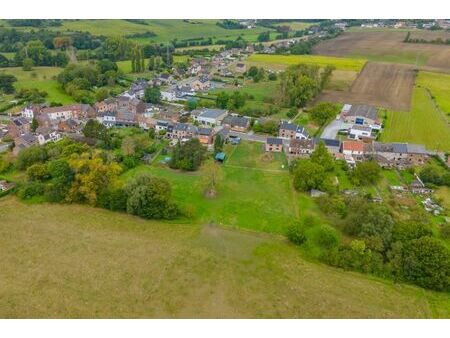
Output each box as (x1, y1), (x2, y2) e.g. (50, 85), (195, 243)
(267, 137), (283, 145)
(200, 108), (227, 119)
(347, 104), (378, 120)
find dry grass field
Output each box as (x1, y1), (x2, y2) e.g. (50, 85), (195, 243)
(1, 196), (449, 318)
(318, 62), (416, 110)
(313, 31), (450, 73)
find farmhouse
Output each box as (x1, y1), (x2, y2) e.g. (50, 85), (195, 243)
(222, 115), (250, 132)
(95, 98), (118, 113)
(21, 104), (41, 119)
(193, 108), (228, 127)
(341, 104), (380, 129)
(278, 122), (309, 140)
(265, 137), (283, 152)
(41, 106), (74, 121)
(369, 142), (429, 169)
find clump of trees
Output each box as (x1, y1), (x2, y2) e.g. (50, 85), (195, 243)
(291, 142), (336, 192)
(252, 119), (278, 135)
(13, 138), (178, 221)
(169, 138), (206, 171)
(246, 66), (266, 82)
(57, 60), (122, 104)
(0, 74), (17, 94)
(215, 91), (246, 110)
(309, 102), (340, 126)
(144, 86), (161, 104)
(279, 64), (335, 108)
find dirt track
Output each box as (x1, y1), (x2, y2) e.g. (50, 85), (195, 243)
(313, 31), (450, 73)
(318, 62), (416, 111)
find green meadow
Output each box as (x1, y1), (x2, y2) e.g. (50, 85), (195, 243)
(0, 66), (74, 104)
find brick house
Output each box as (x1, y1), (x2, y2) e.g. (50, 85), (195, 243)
(265, 137), (283, 152)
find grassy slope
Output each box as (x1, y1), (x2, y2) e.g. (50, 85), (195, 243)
(247, 54), (367, 72)
(0, 66), (74, 104)
(381, 86), (450, 152)
(1, 195), (449, 318)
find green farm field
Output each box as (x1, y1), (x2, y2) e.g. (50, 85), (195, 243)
(48, 20), (270, 44)
(416, 71), (450, 116)
(0, 66), (74, 104)
(246, 54), (367, 72)
(1, 195), (450, 318)
(380, 86), (450, 152)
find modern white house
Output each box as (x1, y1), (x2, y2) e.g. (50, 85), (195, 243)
(349, 124), (372, 139)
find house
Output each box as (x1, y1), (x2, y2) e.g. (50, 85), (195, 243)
(21, 104), (41, 119)
(116, 109), (138, 127)
(40, 105), (74, 121)
(70, 104), (96, 119)
(8, 117), (31, 138)
(288, 138), (315, 159)
(349, 124), (372, 139)
(341, 104), (380, 129)
(341, 140), (365, 163)
(96, 111), (117, 128)
(235, 63), (246, 73)
(137, 115), (157, 130)
(265, 137), (283, 152)
(95, 98), (118, 113)
(13, 133), (37, 155)
(216, 127), (230, 143)
(116, 96), (131, 110)
(278, 122), (309, 140)
(158, 110), (180, 123)
(58, 119), (81, 133)
(172, 123), (197, 140)
(193, 108), (228, 127)
(155, 120), (171, 132)
(37, 129), (62, 145)
(197, 127), (214, 145)
(128, 98), (146, 114)
(222, 115), (250, 132)
(161, 90), (177, 102)
(190, 77), (211, 91)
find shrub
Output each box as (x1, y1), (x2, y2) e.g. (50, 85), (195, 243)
(314, 225), (339, 250)
(17, 182), (45, 200)
(287, 222), (307, 245)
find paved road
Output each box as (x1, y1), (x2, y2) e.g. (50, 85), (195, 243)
(321, 119), (351, 139)
(229, 131), (267, 143)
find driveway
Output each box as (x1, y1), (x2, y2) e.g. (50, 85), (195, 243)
(321, 119), (352, 139)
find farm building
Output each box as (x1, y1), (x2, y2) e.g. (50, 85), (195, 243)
(349, 124), (373, 139)
(265, 137), (283, 152)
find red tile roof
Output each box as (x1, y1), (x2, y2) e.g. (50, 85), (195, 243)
(342, 140), (364, 152)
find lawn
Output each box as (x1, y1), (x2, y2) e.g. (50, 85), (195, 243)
(1, 195), (449, 318)
(122, 143), (294, 235)
(380, 86), (450, 152)
(0, 66), (74, 104)
(274, 21), (313, 31)
(416, 71), (450, 117)
(247, 54), (367, 72)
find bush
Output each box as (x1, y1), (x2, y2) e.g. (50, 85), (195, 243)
(17, 182), (45, 200)
(26, 163), (49, 182)
(97, 186), (127, 212)
(287, 222), (307, 245)
(44, 181), (70, 202)
(441, 224), (450, 239)
(16, 146), (47, 170)
(314, 225), (339, 250)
